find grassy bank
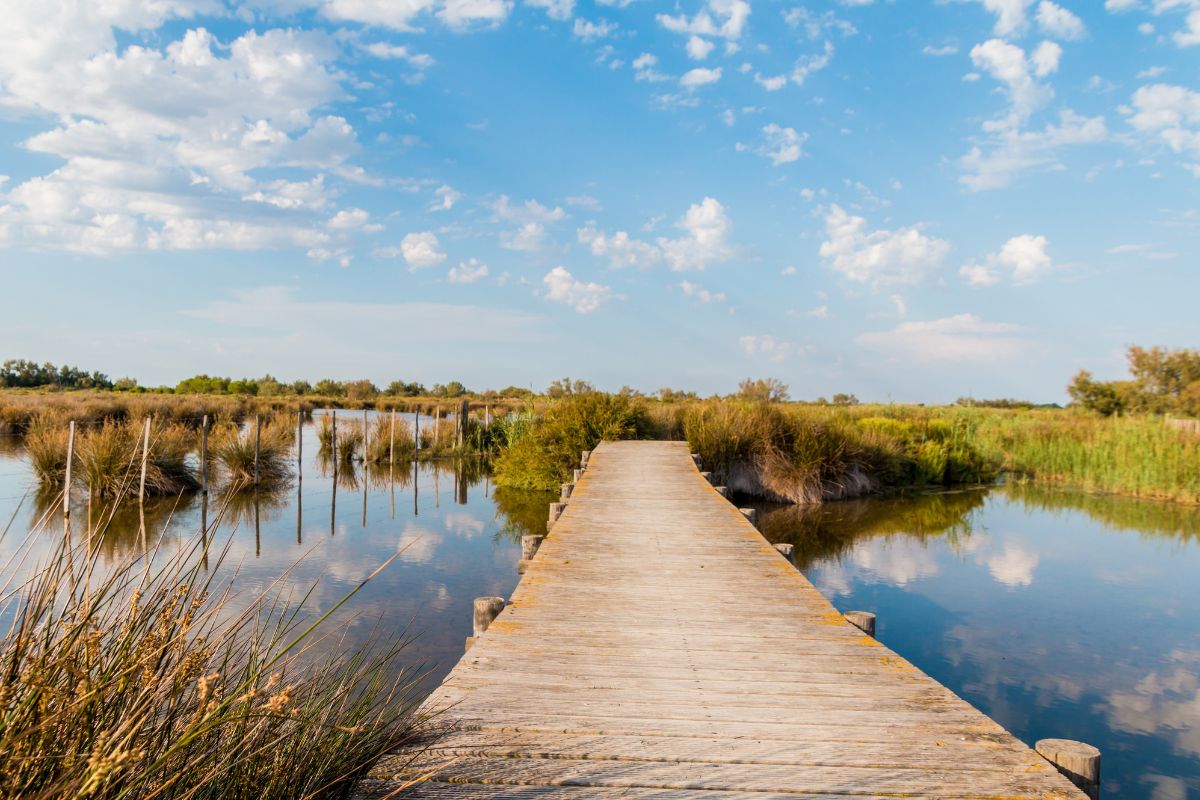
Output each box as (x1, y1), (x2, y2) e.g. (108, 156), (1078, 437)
(0, 505), (427, 799)
(492, 395), (1198, 505)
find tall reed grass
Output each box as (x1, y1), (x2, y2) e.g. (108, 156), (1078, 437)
(0, 502), (429, 799)
(212, 417), (294, 489)
(364, 415), (416, 464)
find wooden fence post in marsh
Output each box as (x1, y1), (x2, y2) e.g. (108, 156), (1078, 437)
(253, 414), (261, 486)
(363, 408), (369, 460)
(1035, 740), (1100, 799)
(139, 417), (151, 503)
(560, 483), (573, 502)
(201, 415), (209, 495)
(459, 399), (469, 448)
(434, 405), (441, 449)
(414, 408), (421, 453)
(63, 421), (74, 519)
(774, 543), (796, 566)
(739, 508), (758, 526)
(389, 408), (396, 464)
(331, 410), (338, 466)
(466, 596), (507, 651)
(296, 409), (302, 479)
(845, 611), (876, 638)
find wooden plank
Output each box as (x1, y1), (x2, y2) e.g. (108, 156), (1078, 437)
(377, 441), (1087, 800)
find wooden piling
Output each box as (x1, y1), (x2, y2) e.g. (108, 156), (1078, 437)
(1035, 739), (1101, 799)
(774, 542), (796, 566)
(845, 611), (876, 637)
(138, 417), (151, 503)
(714, 485), (728, 498)
(467, 596), (507, 651)
(521, 535), (544, 561)
(580, 450), (591, 469)
(458, 399), (469, 448)
(201, 415), (209, 494)
(414, 408), (421, 452)
(699, 471), (713, 484)
(63, 421), (74, 518)
(434, 405), (441, 448)
(573, 468), (582, 483)
(547, 502), (566, 530)
(560, 483), (574, 502)
(739, 507), (758, 526)
(691, 453), (701, 467)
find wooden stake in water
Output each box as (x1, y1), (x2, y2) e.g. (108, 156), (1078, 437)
(363, 408), (369, 461)
(414, 408), (421, 452)
(63, 420), (74, 519)
(434, 405), (441, 449)
(389, 409), (396, 464)
(253, 414), (261, 486)
(331, 410), (338, 466)
(296, 409), (303, 479)
(200, 414), (209, 495)
(139, 417), (151, 503)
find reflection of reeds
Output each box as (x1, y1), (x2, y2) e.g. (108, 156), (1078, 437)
(212, 417), (292, 489)
(0, 498), (429, 799)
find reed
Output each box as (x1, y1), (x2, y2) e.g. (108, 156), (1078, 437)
(23, 419), (70, 485)
(211, 417), (293, 489)
(364, 415), (415, 464)
(0, 505), (429, 800)
(317, 415), (363, 463)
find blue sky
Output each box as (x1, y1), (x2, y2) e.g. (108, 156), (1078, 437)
(0, 0), (1197, 401)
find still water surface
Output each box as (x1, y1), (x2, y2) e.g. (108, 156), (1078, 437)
(0, 418), (1196, 799)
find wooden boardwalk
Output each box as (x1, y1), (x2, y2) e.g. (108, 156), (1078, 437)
(371, 441), (1088, 799)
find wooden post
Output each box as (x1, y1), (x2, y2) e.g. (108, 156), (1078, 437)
(580, 450), (591, 469)
(699, 471), (713, 484)
(1035, 740), (1100, 799)
(547, 502), (566, 530)
(363, 408), (369, 461)
(521, 535), (544, 560)
(714, 485), (728, 498)
(774, 543), (796, 566)
(296, 410), (302, 479)
(200, 415), (209, 495)
(331, 410), (337, 465)
(459, 399), (469, 448)
(691, 453), (701, 467)
(434, 405), (441, 448)
(560, 483), (574, 502)
(389, 409), (396, 464)
(414, 408), (421, 453)
(466, 596), (507, 651)
(573, 468), (582, 483)
(485, 403), (491, 428)
(139, 417), (151, 502)
(739, 508), (758, 526)
(253, 414), (261, 486)
(63, 421), (74, 518)
(845, 611), (876, 637)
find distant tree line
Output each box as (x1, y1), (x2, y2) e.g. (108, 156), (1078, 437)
(1069, 346), (1200, 417)
(1, 359), (113, 389)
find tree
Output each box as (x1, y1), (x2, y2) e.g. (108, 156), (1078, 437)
(546, 378), (595, 398)
(313, 379), (344, 397)
(291, 380), (312, 395)
(344, 380), (379, 401)
(736, 378), (790, 403)
(831, 393), (859, 406)
(1067, 370), (1124, 416)
(385, 380), (424, 396)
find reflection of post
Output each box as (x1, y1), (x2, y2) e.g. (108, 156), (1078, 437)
(296, 471), (302, 545)
(435, 462), (440, 508)
(390, 460), (395, 520)
(457, 462), (467, 505)
(362, 462), (367, 528)
(200, 492), (209, 571)
(331, 459), (338, 537)
(255, 492), (261, 558)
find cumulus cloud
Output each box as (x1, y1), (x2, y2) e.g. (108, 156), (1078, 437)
(856, 314), (1027, 362)
(1125, 83), (1200, 173)
(792, 41), (834, 86)
(819, 205), (950, 285)
(658, 0), (751, 40)
(975, 0), (1036, 36)
(430, 184), (462, 211)
(577, 197), (734, 272)
(448, 258), (489, 283)
(686, 35), (716, 59)
(680, 67), (723, 88)
(525, 0), (574, 20)
(543, 266), (613, 312)
(1036, 1), (1086, 40)
(572, 18), (616, 40)
(633, 52), (669, 82)
(323, 0), (512, 31)
(960, 234), (1055, 285)
(0, 20), (361, 254)
(399, 231), (446, 269)
(578, 226), (662, 269)
(492, 195), (566, 251)
(736, 123), (807, 165)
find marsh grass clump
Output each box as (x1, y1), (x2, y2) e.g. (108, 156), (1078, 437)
(493, 393), (653, 490)
(23, 420), (70, 485)
(0, 512), (428, 800)
(364, 415), (416, 464)
(66, 420), (199, 498)
(318, 415), (363, 463)
(212, 417), (293, 489)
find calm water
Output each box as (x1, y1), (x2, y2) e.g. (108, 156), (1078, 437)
(0, 420), (1197, 798)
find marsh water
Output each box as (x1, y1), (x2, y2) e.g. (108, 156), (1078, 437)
(0, 416), (1197, 799)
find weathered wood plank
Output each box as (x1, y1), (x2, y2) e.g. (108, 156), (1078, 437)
(377, 441), (1086, 800)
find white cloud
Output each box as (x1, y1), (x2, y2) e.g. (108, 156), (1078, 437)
(448, 257), (489, 283)
(739, 334), (804, 360)
(807, 304), (830, 318)
(543, 266), (613, 312)
(856, 314), (1027, 362)
(755, 73), (789, 91)
(960, 109), (1109, 189)
(501, 221), (549, 251)
(327, 208), (381, 231)
(680, 280), (726, 303)
(737, 123), (808, 165)
(1126, 83), (1200, 171)
(323, 0), (513, 31)
(681, 67), (723, 88)
(922, 44), (959, 56)
(360, 41), (436, 68)
(819, 205), (950, 285)
(572, 17), (616, 40)
(633, 52), (669, 82)
(1036, 1), (1087, 40)
(578, 226), (662, 269)
(686, 35), (716, 59)
(0, 21), (362, 255)
(658, 197), (734, 271)
(971, 38), (1057, 126)
(526, 0), (574, 21)
(960, 234), (1055, 285)
(658, 0), (751, 40)
(976, 0), (1036, 36)
(492, 195), (567, 223)
(399, 231), (446, 269)
(430, 184), (462, 211)
(792, 41), (834, 86)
